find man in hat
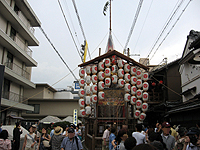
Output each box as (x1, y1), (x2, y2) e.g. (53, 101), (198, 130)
(61, 127), (83, 150)
(161, 122), (175, 150)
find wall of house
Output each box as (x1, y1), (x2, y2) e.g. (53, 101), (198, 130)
(54, 91), (73, 99)
(24, 87), (44, 99)
(43, 87), (54, 99)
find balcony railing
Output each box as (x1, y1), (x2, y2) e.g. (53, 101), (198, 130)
(2, 91), (27, 104)
(4, 62), (30, 80)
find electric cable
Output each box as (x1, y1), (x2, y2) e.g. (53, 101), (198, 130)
(112, 31), (124, 49)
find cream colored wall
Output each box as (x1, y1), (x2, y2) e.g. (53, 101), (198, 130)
(24, 87), (44, 99)
(10, 82), (20, 94)
(43, 88), (54, 99)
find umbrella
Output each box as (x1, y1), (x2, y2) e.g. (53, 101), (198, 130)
(62, 116), (82, 124)
(40, 115), (61, 123)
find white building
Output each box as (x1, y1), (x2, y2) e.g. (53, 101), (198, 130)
(0, 0), (41, 125)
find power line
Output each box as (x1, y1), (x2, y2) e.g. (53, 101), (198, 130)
(58, 0), (82, 62)
(71, 0), (92, 60)
(123, 0), (144, 54)
(39, 27), (78, 81)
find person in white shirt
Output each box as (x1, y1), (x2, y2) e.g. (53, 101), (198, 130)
(132, 124), (146, 145)
(102, 125), (110, 150)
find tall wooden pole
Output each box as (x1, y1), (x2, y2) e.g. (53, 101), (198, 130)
(109, 0), (111, 32)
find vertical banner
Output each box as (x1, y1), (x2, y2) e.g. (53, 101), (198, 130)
(83, 40), (88, 63)
(73, 109), (78, 126)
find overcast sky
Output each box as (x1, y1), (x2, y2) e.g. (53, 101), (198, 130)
(28, 0), (200, 89)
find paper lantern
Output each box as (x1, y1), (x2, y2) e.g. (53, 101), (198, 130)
(142, 103), (148, 112)
(79, 99), (85, 107)
(92, 65), (97, 74)
(79, 68), (85, 77)
(136, 89), (142, 99)
(118, 69), (124, 78)
(130, 66), (136, 75)
(143, 82), (149, 91)
(80, 109), (86, 117)
(112, 75), (118, 84)
(136, 70), (142, 78)
(136, 100), (142, 109)
(124, 64), (130, 73)
(98, 91), (105, 100)
(85, 75), (91, 85)
(152, 82), (156, 86)
(118, 79), (124, 88)
(105, 68), (111, 77)
(124, 73), (131, 82)
(105, 78), (111, 87)
(134, 110), (141, 119)
(118, 59), (124, 68)
(130, 96), (137, 105)
(139, 113), (146, 121)
(131, 86), (137, 95)
(86, 66), (91, 75)
(85, 106), (91, 115)
(98, 71), (105, 80)
(112, 65), (118, 74)
(85, 86), (91, 95)
(143, 73), (148, 81)
(98, 81), (104, 90)
(85, 96), (91, 105)
(124, 93), (131, 102)
(79, 89), (85, 97)
(98, 62), (104, 71)
(105, 58), (111, 67)
(92, 75), (97, 84)
(136, 79), (142, 89)
(91, 84), (97, 93)
(124, 83), (131, 92)
(131, 76), (137, 85)
(143, 92), (149, 101)
(79, 78), (85, 87)
(91, 95), (97, 103)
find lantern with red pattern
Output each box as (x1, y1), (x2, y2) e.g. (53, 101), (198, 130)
(105, 68), (111, 77)
(143, 72), (148, 81)
(92, 65), (97, 74)
(134, 110), (141, 119)
(130, 96), (137, 105)
(111, 65), (118, 74)
(79, 68), (85, 78)
(86, 66), (91, 75)
(79, 89), (85, 97)
(142, 103), (148, 112)
(112, 75), (118, 84)
(136, 89), (142, 99)
(130, 66), (136, 75)
(139, 113), (146, 121)
(136, 69), (142, 78)
(98, 91), (105, 100)
(112, 55), (117, 64)
(85, 96), (91, 105)
(98, 81), (104, 90)
(136, 79), (142, 89)
(124, 93), (131, 102)
(143, 92), (149, 101)
(85, 75), (91, 85)
(118, 69), (124, 78)
(124, 83), (131, 92)
(79, 78), (85, 87)
(105, 78), (111, 87)
(80, 109), (86, 117)
(79, 98), (85, 108)
(124, 64), (130, 73)
(91, 84), (97, 94)
(85, 85), (91, 95)
(136, 100), (142, 109)
(118, 79), (124, 88)
(118, 59), (124, 68)
(98, 61), (104, 71)
(143, 82), (149, 91)
(85, 106), (91, 115)
(105, 58), (111, 67)
(91, 95), (97, 103)
(98, 71), (105, 81)
(92, 75), (97, 84)
(131, 76), (137, 85)
(131, 86), (137, 95)
(124, 73), (131, 83)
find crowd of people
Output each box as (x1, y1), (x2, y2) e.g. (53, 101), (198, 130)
(102, 122), (200, 150)
(0, 122), (83, 150)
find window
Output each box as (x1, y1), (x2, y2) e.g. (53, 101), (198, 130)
(6, 52), (13, 69)
(2, 79), (10, 99)
(26, 104), (40, 114)
(10, 27), (16, 41)
(14, 4), (20, 14)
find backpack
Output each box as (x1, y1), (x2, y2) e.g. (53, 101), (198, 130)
(174, 138), (185, 150)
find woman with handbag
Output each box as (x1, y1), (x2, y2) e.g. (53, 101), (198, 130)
(37, 127), (51, 150)
(22, 126), (37, 150)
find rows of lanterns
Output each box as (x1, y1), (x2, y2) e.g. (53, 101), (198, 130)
(78, 55), (149, 121)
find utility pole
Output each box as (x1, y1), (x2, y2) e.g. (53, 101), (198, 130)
(0, 65), (5, 122)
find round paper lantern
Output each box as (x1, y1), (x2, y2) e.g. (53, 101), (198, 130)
(136, 79), (142, 89)
(124, 83), (131, 92)
(98, 91), (105, 100)
(143, 92), (149, 101)
(85, 106), (91, 115)
(139, 113), (146, 121)
(92, 65), (97, 74)
(105, 68), (111, 77)
(152, 82), (156, 86)
(118, 59), (124, 68)
(131, 76), (137, 85)
(130, 66), (136, 75)
(130, 96), (137, 105)
(91, 95), (97, 103)
(118, 79), (124, 88)
(98, 81), (104, 90)
(136, 100), (142, 109)
(136, 89), (142, 99)
(124, 64), (130, 73)
(98, 71), (105, 80)
(142, 103), (148, 112)
(85, 75), (91, 85)
(112, 75), (118, 84)
(105, 78), (111, 87)
(131, 86), (137, 95)
(85, 96), (91, 105)
(112, 65), (118, 74)
(92, 75), (97, 84)
(124, 73), (131, 82)
(105, 58), (111, 67)
(79, 78), (85, 87)
(143, 82), (149, 91)
(124, 93), (131, 102)
(86, 66), (91, 75)
(79, 89), (85, 97)
(143, 73), (148, 81)
(79, 99), (85, 107)
(79, 68), (85, 77)
(85, 86), (91, 95)
(118, 69), (124, 78)
(112, 55), (117, 64)
(134, 110), (141, 119)
(98, 62), (104, 71)
(91, 84), (97, 93)
(80, 109), (86, 117)
(136, 70), (142, 78)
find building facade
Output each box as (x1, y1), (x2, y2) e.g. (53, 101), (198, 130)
(0, 0), (41, 125)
